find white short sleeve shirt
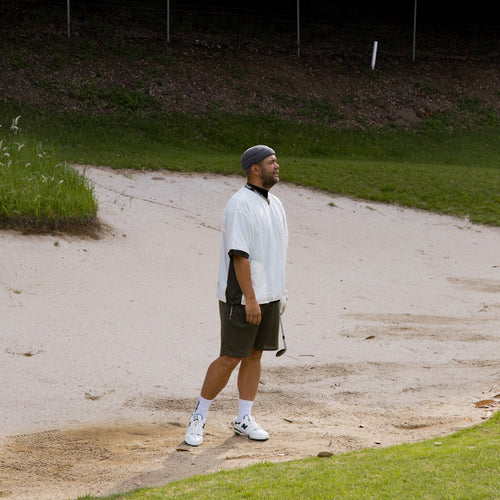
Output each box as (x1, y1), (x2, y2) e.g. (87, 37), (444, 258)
(216, 185), (288, 305)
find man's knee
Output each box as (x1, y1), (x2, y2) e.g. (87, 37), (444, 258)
(217, 354), (242, 371)
(244, 349), (263, 363)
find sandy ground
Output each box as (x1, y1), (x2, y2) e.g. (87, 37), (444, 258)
(1, 166), (499, 500)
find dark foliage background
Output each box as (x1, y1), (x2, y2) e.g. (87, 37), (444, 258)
(3, 0), (498, 26)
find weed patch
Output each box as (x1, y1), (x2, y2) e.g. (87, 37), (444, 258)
(0, 117), (98, 233)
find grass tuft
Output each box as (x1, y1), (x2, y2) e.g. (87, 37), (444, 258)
(0, 117), (98, 233)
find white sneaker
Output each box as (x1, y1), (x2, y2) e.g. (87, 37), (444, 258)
(234, 414), (269, 441)
(185, 413), (205, 446)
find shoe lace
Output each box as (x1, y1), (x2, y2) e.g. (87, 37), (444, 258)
(245, 415), (262, 431)
(190, 415), (204, 433)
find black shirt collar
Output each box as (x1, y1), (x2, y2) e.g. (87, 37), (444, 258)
(245, 183), (269, 200)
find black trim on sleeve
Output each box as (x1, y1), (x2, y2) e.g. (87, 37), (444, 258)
(228, 249), (249, 258)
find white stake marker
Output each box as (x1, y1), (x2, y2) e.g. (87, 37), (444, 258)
(371, 41), (378, 70)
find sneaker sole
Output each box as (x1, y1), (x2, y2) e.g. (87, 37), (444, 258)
(234, 429), (269, 441)
(185, 439), (202, 447)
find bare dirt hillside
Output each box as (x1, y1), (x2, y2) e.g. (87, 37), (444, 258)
(1, 7), (499, 128)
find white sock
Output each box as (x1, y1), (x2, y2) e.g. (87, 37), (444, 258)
(194, 395), (213, 420)
(237, 399), (254, 421)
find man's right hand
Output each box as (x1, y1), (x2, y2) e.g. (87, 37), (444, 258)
(232, 255), (261, 325)
(245, 297), (261, 325)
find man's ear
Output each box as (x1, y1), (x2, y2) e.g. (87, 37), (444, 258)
(250, 164), (261, 176)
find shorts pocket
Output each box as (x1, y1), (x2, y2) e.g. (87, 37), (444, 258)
(228, 304), (248, 327)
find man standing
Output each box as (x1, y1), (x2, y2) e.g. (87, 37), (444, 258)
(185, 145), (288, 447)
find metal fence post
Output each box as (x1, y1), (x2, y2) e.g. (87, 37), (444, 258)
(67, 0), (71, 38)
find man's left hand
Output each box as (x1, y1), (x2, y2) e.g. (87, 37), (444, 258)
(279, 294), (288, 315)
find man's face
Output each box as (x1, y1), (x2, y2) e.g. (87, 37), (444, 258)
(257, 155), (279, 189)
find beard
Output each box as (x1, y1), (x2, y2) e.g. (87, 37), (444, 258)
(261, 170), (278, 190)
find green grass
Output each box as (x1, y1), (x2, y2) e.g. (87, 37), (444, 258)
(77, 411), (500, 499)
(0, 116), (97, 232)
(1, 101), (498, 227)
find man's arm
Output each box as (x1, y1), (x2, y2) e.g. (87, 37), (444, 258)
(232, 255), (261, 325)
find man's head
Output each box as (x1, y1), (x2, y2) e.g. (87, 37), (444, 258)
(241, 145), (275, 173)
(241, 145), (279, 190)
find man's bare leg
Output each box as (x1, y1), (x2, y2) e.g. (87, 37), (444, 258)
(200, 355), (242, 400)
(233, 349), (268, 440)
(237, 348), (263, 401)
(185, 355), (241, 447)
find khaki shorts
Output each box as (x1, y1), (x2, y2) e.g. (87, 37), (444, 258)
(219, 300), (280, 358)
